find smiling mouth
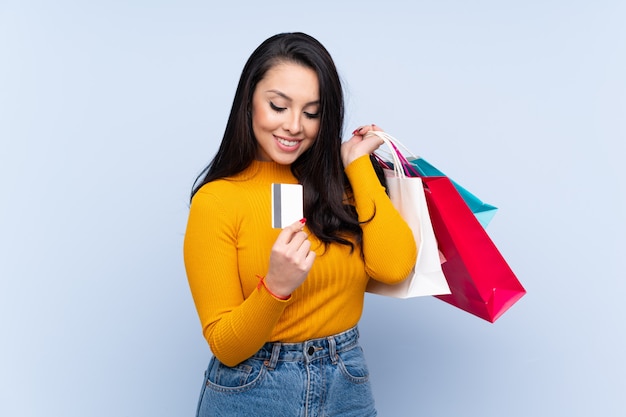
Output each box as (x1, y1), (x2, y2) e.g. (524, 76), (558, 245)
(276, 136), (300, 147)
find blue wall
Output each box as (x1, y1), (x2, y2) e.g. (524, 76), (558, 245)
(1, 1), (624, 415)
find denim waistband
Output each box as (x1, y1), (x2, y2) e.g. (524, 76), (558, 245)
(252, 326), (360, 368)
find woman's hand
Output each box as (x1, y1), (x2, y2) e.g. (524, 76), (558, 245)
(341, 124), (385, 168)
(264, 219), (317, 298)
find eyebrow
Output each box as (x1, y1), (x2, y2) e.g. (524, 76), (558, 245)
(265, 89), (320, 106)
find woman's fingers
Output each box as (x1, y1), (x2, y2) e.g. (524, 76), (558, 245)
(266, 218), (315, 296)
(275, 218), (306, 244)
(342, 124), (387, 166)
(352, 124), (382, 136)
(274, 218), (312, 265)
(302, 242), (317, 268)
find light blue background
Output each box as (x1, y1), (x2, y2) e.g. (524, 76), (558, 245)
(1, 1), (625, 416)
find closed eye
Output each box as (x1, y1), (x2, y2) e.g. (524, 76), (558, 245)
(304, 112), (320, 119)
(269, 101), (286, 112)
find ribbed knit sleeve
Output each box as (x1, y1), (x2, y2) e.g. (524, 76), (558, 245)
(344, 155), (418, 284)
(184, 189), (290, 367)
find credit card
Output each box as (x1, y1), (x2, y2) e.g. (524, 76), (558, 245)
(271, 183), (303, 228)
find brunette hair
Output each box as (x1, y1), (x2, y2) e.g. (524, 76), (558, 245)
(191, 32), (366, 251)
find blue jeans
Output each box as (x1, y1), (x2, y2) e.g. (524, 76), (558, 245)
(196, 326), (377, 416)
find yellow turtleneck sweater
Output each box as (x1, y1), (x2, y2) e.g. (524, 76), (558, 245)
(184, 155), (417, 366)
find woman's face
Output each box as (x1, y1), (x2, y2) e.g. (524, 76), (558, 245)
(251, 62), (320, 164)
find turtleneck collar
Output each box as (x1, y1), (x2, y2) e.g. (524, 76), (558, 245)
(233, 160), (298, 184)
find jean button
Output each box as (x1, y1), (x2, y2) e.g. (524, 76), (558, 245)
(307, 346), (315, 356)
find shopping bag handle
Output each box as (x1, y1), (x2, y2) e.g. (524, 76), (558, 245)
(367, 131), (420, 177)
(370, 131), (417, 159)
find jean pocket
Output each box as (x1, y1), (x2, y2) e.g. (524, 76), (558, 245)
(337, 345), (370, 384)
(205, 356), (267, 392)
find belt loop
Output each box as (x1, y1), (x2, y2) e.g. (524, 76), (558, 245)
(266, 343), (281, 371)
(328, 336), (338, 365)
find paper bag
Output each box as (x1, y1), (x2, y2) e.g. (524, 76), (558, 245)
(422, 176), (526, 322)
(366, 135), (450, 298)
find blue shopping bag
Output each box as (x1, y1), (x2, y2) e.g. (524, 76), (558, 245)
(406, 157), (498, 228)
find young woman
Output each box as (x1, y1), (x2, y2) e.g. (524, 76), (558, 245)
(184, 32), (417, 416)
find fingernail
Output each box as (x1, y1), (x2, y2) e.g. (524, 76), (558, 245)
(299, 218), (306, 224)
(352, 129), (359, 135)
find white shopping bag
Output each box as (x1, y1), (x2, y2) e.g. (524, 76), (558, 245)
(366, 132), (450, 298)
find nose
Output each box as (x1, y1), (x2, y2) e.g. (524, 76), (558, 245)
(284, 111), (302, 134)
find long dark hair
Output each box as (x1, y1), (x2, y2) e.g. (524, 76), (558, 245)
(191, 32), (366, 251)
